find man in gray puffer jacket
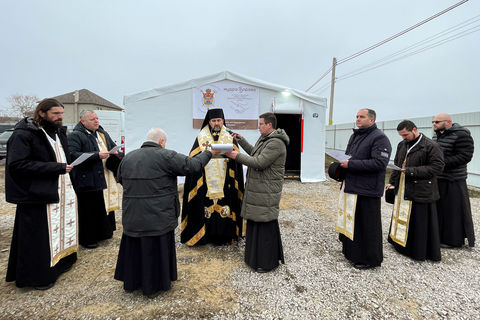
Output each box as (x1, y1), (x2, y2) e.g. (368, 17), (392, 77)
(225, 112), (289, 273)
(114, 128), (216, 296)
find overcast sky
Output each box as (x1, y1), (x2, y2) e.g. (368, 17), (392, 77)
(0, 0), (478, 124)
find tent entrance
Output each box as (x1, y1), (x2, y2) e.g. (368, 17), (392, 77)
(275, 113), (301, 179)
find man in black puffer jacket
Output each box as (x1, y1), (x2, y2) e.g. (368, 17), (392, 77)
(433, 113), (475, 248)
(114, 128), (215, 296)
(387, 120), (444, 261)
(337, 108), (391, 270)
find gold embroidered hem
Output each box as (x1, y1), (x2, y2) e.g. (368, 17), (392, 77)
(188, 177), (204, 202)
(336, 184), (357, 241)
(185, 225), (206, 246)
(180, 216), (188, 232)
(389, 172), (412, 247)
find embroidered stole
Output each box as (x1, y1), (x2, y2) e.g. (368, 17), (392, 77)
(182, 126), (244, 246)
(42, 130), (78, 267)
(96, 132), (121, 213)
(197, 126), (232, 201)
(389, 135), (422, 247)
(336, 183), (357, 240)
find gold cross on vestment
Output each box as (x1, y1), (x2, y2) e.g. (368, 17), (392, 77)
(202, 141), (212, 149)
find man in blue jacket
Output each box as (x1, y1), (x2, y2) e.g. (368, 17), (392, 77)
(338, 108), (391, 269)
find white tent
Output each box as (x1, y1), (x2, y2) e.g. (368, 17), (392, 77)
(123, 71), (327, 182)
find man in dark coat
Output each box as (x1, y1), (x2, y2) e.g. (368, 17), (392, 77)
(225, 112), (289, 273)
(67, 110), (118, 248)
(432, 113), (475, 248)
(181, 108), (245, 246)
(387, 120), (444, 261)
(337, 108), (391, 269)
(114, 128), (215, 296)
(5, 98), (77, 290)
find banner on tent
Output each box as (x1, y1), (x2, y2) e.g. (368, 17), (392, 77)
(192, 80), (259, 129)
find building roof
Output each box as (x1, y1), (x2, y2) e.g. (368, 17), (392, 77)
(52, 89), (123, 111)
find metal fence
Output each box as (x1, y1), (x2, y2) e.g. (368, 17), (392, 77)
(326, 111), (480, 187)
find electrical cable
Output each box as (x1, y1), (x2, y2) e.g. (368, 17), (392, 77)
(305, 0), (470, 91)
(338, 17), (480, 80)
(336, 24), (480, 81)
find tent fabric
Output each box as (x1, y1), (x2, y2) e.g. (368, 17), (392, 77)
(124, 71), (325, 106)
(123, 71), (327, 183)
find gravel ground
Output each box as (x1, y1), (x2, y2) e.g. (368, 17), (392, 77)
(0, 167), (479, 319)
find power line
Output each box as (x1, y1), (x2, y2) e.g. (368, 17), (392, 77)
(305, 0), (470, 92)
(337, 0), (470, 64)
(337, 16), (480, 80)
(336, 24), (480, 81)
(312, 82), (331, 95)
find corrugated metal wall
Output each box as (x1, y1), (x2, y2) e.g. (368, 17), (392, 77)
(326, 111), (480, 187)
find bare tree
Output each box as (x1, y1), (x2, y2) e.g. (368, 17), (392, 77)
(7, 94), (39, 118)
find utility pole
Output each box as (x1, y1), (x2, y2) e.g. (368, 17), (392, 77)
(328, 57), (337, 125)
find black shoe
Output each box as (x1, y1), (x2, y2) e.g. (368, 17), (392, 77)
(256, 268), (270, 273)
(83, 242), (99, 249)
(353, 263), (374, 270)
(35, 282), (54, 290)
(440, 243), (454, 248)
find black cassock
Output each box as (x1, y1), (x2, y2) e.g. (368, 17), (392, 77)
(6, 204), (77, 288)
(181, 128), (244, 246)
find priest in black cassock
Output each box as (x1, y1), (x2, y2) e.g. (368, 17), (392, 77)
(181, 108), (245, 246)
(387, 120), (444, 261)
(6, 98), (77, 290)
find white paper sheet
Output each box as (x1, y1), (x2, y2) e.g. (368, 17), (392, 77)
(109, 145), (122, 154)
(211, 143), (234, 154)
(387, 163), (402, 171)
(71, 152), (94, 166)
(326, 150), (351, 162)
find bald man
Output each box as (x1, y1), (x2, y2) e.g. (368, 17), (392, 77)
(432, 113), (475, 248)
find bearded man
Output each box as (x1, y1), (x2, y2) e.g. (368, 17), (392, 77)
(181, 108), (245, 246)
(5, 98), (77, 290)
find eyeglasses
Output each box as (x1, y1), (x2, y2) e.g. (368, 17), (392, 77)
(432, 120), (447, 124)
